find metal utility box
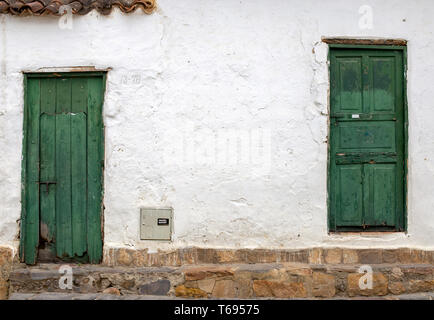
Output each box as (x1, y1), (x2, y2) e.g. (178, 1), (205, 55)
(140, 208), (173, 240)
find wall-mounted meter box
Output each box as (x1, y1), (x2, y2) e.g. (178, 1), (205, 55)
(140, 208), (173, 241)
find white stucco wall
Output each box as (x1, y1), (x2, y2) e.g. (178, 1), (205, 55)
(0, 0), (433, 253)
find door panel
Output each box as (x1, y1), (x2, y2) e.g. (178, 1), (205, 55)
(39, 114), (56, 243)
(21, 73), (105, 264)
(57, 78), (72, 113)
(21, 78), (41, 264)
(71, 113), (88, 256)
(334, 57), (363, 113)
(55, 113), (73, 258)
(86, 77), (104, 263)
(72, 78), (88, 113)
(329, 48), (405, 231)
(336, 165), (363, 226)
(338, 121), (395, 151)
(370, 164), (396, 226)
(370, 57), (396, 112)
(39, 78), (57, 245)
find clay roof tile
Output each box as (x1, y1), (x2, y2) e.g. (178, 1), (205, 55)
(25, 1), (45, 12)
(0, 0), (155, 15)
(0, 1), (9, 13)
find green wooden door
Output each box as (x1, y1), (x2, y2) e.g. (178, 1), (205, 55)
(21, 73), (105, 264)
(329, 47), (406, 231)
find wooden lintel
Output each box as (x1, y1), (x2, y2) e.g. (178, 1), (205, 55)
(322, 37), (407, 46)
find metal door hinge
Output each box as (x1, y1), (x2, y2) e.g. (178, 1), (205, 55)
(36, 181), (57, 194)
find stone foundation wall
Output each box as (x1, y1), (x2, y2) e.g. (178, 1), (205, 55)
(103, 247), (434, 267)
(0, 247), (13, 299)
(3, 246), (433, 299)
(175, 263), (434, 298)
(9, 263), (434, 299)
(101, 247), (433, 298)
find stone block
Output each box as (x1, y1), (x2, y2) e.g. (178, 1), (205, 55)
(175, 285), (207, 298)
(121, 279), (136, 290)
(197, 279), (215, 293)
(196, 249), (219, 264)
(116, 248), (133, 266)
(308, 248), (323, 264)
(397, 248), (425, 263)
(102, 287), (120, 295)
(324, 248), (342, 264)
(138, 280), (170, 296)
(347, 273), (388, 297)
(388, 282), (406, 295)
(358, 250), (382, 264)
(342, 249), (359, 264)
(131, 250), (147, 267)
(409, 250), (424, 263)
(216, 250), (238, 263)
(407, 280), (434, 293)
(285, 264), (312, 277)
(185, 266), (234, 281)
(390, 267), (404, 281)
(253, 280), (307, 298)
(382, 250), (398, 263)
(234, 279), (252, 298)
(312, 272), (336, 298)
(0, 279), (8, 300)
(212, 280), (236, 298)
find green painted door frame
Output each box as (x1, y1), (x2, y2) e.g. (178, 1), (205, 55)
(20, 72), (106, 264)
(327, 44), (408, 232)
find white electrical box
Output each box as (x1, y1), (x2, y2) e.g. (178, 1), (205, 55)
(140, 208), (173, 240)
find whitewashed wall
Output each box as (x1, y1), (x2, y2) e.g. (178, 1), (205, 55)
(0, 0), (433, 253)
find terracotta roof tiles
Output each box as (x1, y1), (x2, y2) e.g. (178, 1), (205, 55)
(0, 0), (155, 15)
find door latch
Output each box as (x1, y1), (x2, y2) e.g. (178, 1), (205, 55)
(330, 114), (344, 119)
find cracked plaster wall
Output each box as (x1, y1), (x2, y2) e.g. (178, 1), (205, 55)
(0, 0), (433, 253)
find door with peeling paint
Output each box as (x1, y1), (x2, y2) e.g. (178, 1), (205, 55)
(21, 73), (105, 264)
(329, 47), (406, 231)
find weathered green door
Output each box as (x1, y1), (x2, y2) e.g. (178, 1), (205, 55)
(329, 47), (406, 231)
(21, 73), (105, 264)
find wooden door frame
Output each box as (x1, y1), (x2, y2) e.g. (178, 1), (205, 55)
(326, 44), (408, 233)
(20, 71), (107, 264)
